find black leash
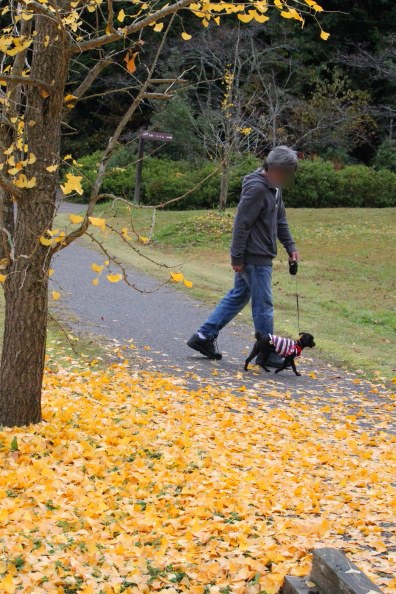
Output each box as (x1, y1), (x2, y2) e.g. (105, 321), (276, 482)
(289, 260), (300, 333)
(295, 275), (300, 333)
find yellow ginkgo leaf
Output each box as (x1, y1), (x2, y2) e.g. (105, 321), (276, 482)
(92, 278), (99, 286)
(52, 291), (61, 301)
(69, 213), (84, 224)
(254, 12), (269, 22)
(61, 173), (83, 196)
(46, 164), (58, 172)
(117, 8), (126, 22)
(88, 216), (106, 229)
(238, 13), (254, 22)
(255, 1), (268, 13)
(171, 272), (184, 283)
(25, 176), (36, 188)
(181, 31), (192, 40)
(138, 235), (149, 244)
(153, 22), (164, 32)
(8, 165), (23, 175)
(91, 263), (103, 273)
(64, 94), (77, 106)
(12, 173), (36, 188)
(0, 273), (7, 283)
(320, 30), (330, 40)
(107, 273), (122, 283)
(54, 232), (66, 243)
(27, 152), (36, 164)
(305, 0), (324, 11)
(3, 145), (14, 155)
(40, 236), (54, 247)
(183, 279), (193, 288)
(80, 584), (95, 594)
(48, 268), (55, 277)
(0, 573), (14, 594)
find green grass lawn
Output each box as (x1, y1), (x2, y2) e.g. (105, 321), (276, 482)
(1, 206), (395, 380)
(56, 204), (396, 382)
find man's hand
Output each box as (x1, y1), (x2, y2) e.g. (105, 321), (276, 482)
(288, 251), (300, 262)
(232, 264), (244, 273)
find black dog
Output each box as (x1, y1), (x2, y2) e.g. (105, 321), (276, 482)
(244, 332), (316, 376)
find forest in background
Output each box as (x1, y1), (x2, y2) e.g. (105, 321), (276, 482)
(63, 0), (396, 163)
(50, 0), (395, 209)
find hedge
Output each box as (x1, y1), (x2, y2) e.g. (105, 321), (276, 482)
(285, 160), (396, 208)
(74, 152), (396, 208)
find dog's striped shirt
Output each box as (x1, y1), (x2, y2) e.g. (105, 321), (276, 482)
(269, 334), (301, 357)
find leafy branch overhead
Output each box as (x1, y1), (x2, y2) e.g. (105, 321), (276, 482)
(0, 0), (329, 275)
(0, 0), (329, 58)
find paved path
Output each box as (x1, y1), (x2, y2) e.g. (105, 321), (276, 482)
(52, 202), (394, 432)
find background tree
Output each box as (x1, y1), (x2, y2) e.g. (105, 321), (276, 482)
(0, 0), (329, 427)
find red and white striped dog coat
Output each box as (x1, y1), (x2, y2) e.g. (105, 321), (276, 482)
(269, 334), (302, 358)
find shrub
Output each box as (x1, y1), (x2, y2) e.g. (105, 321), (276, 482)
(284, 159), (396, 208)
(285, 159), (337, 207)
(372, 139), (396, 173)
(75, 150), (396, 208)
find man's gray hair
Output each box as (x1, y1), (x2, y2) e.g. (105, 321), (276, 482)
(266, 145), (298, 169)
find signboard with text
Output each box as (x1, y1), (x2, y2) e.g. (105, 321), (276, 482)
(140, 130), (173, 142)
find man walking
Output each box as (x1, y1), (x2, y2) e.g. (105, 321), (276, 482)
(187, 145), (300, 367)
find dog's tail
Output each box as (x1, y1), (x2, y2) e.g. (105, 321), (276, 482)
(255, 331), (263, 340)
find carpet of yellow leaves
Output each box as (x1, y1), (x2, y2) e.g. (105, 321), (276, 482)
(0, 358), (395, 594)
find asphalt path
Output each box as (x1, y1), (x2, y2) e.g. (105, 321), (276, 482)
(51, 202), (394, 432)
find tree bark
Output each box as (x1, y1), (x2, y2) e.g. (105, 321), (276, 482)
(0, 125), (15, 264)
(219, 152), (229, 211)
(0, 10), (70, 427)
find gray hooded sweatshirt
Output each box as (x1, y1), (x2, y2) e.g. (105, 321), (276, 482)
(230, 169), (296, 266)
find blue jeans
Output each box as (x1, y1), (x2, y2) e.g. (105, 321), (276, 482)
(199, 264), (274, 339)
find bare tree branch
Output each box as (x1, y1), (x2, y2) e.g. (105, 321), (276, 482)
(70, 56), (113, 102)
(86, 232), (171, 294)
(150, 78), (188, 85)
(47, 312), (79, 355)
(0, 74), (54, 94)
(142, 92), (174, 100)
(0, 174), (23, 200)
(71, 0), (195, 53)
(107, 0), (116, 34)
(20, 0), (62, 20)
(52, 15), (176, 255)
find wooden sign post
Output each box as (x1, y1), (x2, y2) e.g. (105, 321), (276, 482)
(133, 129), (173, 204)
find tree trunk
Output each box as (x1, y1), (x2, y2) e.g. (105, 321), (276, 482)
(0, 244), (50, 426)
(219, 153), (229, 211)
(0, 126), (15, 263)
(0, 10), (70, 427)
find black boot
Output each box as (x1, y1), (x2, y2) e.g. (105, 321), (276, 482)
(266, 353), (284, 369)
(187, 334), (222, 360)
(256, 352), (284, 369)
